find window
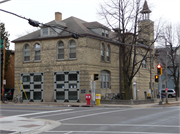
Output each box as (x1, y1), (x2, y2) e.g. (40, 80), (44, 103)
(56, 74), (65, 81)
(34, 75), (42, 82)
(57, 41), (64, 60)
(69, 40), (76, 59)
(24, 44), (30, 62)
(43, 28), (48, 36)
(69, 74), (77, 81)
(106, 45), (110, 62)
(142, 56), (147, 69)
(102, 29), (105, 36)
(50, 28), (56, 35)
(101, 70), (110, 89)
(105, 30), (109, 37)
(34, 43), (41, 61)
(101, 43), (105, 61)
(23, 76), (30, 82)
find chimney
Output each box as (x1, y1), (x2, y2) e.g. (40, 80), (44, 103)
(55, 12), (62, 21)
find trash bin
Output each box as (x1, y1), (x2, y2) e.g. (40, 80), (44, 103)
(96, 94), (101, 106)
(85, 94), (91, 105)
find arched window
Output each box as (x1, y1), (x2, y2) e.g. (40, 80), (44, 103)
(100, 70), (110, 89)
(69, 40), (76, 59)
(106, 45), (110, 62)
(34, 43), (41, 61)
(57, 41), (64, 60)
(24, 44), (30, 62)
(101, 43), (105, 61)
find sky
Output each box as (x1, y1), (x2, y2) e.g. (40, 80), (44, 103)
(0, 0), (180, 50)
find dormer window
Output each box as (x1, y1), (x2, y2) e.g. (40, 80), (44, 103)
(105, 30), (109, 37)
(102, 29), (105, 36)
(41, 27), (62, 37)
(43, 28), (48, 36)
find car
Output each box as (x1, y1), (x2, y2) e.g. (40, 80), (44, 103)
(4, 88), (14, 100)
(161, 89), (176, 98)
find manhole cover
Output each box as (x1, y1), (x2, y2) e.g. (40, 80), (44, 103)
(0, 130), (15, 134)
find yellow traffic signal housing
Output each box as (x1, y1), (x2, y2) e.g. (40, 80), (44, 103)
(155, 75), (159, 83)
(92, 73), (99, 81)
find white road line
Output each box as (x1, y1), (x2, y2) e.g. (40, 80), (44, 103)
(64, 131), (73, 134)
(58, 108), (142, 121)
(1, 110), (38, 112)
(12, 109), (73, 117)
(45, 131), (180, 134)
(62, 123), (180, 128)
(31, 108), (105, 119)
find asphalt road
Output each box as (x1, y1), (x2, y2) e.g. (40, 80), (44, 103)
(1, 105), (180, 134)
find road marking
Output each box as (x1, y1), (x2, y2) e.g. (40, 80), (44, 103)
(31, 108), (105, 119)
(45, 131), (180, 134)
(0, 106), (65, 110)
(64, 131), (73, 134)
(62, 123), (180, 128)
(12, 109), (72, 117)
(1, 110), (38, 112)
(58, 108), (142, 121)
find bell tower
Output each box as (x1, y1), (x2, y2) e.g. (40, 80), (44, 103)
(138, 0), (154, 46)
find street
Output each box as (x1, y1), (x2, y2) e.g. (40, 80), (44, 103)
(1, 105), (180, 134)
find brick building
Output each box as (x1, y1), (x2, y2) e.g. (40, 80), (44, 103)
(12, 1), (158, 102)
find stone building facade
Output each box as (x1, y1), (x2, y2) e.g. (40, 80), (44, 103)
(12, 1), (158, 102)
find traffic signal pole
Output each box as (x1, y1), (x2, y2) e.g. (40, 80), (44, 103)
(2, 39), (5, 101)
(159, 75), (162, 105)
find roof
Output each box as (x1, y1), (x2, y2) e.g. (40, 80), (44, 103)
(12, 16), (111, 43)
(140, 0), (151, 13)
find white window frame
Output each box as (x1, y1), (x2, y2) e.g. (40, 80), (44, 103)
(101, 43), (105, 61)
(57, 41), (64, 60)
(106, 45), (110, 62)
(68, 40), (76, 59)
(142, 56), (147, 69)
(34, 43), (41, 61)
(102, 29), (105, 36)
(24, 44), (30, 62)
(101, 70), (110, 89)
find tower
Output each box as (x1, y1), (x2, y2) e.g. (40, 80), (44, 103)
(138, 0), (154, 46)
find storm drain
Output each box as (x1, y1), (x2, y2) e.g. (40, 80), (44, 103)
(0, 130), (15, 134)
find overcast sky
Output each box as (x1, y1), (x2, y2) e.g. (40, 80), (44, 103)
(0, 0), (180, 50)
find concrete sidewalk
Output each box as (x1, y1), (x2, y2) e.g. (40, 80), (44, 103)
(1, 99), (180, 108)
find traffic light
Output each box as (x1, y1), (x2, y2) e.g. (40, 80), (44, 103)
(157, 64), (162, 75)
(1, 52), (3, 65)
(92, 73), (99, 81)
(155, 75), (159, 83)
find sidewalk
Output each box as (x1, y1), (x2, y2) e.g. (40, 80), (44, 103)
(1, 99), (180, 108)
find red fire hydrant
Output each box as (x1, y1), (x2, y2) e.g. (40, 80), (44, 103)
(85, 94), (91, 105)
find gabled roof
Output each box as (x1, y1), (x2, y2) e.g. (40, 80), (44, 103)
(140, 0), (151, 14)
(12, 16), (111, 43)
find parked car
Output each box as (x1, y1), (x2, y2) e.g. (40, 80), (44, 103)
(157, 89), (176, 98)
(4, 88), (14, 100)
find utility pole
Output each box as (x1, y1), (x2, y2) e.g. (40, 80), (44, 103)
(165, 38), (168, 103)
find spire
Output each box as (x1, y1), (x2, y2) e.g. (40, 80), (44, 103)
(140, 0), (151, 14)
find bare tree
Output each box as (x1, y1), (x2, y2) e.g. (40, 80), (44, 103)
(98, 0), (162, 99)
(157, 24), (180, 100)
